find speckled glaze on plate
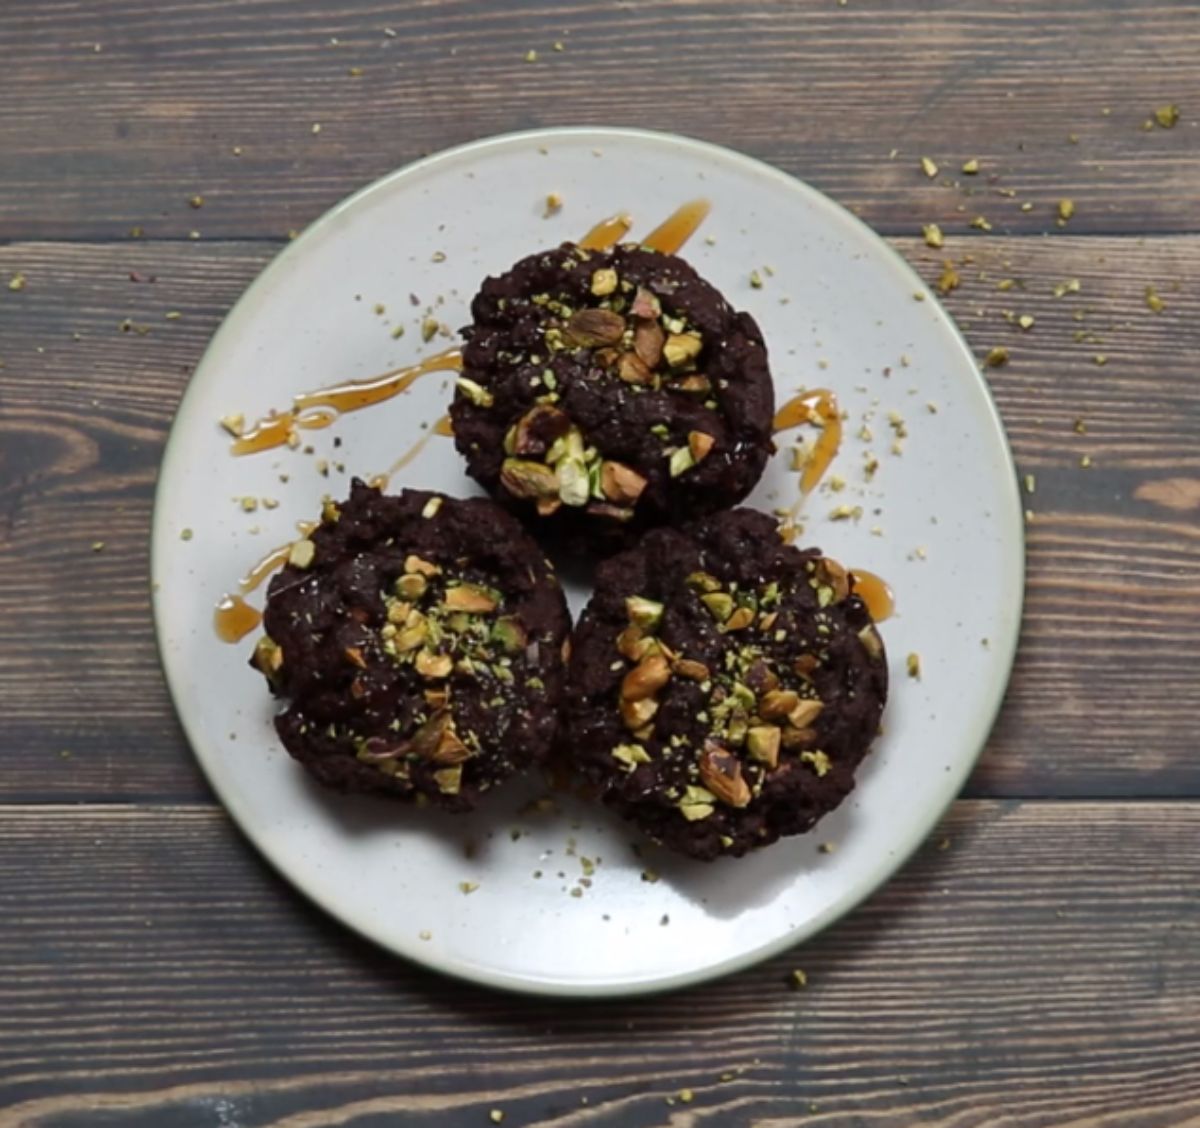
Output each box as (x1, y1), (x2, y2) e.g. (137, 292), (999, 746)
(151, 127), (1024, 998)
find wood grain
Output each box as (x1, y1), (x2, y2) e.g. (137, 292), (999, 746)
(0, 0), (1197, 241)
(1, 235), (1198, 802)
(0, 801), (1196, 1126)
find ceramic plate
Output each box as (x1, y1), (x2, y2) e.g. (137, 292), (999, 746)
(152, 127), (1023, 997)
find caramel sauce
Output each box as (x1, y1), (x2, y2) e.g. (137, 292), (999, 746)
(388, 430), (437, 476)
(579, 212), (633, 250)
(774, 389), (842, 495)
(239, 521), (318, 594)
(850, 569), (895, 623)
(433, 414), (454, 437)
(231, 349), (463, 456)
(214, 594), (262, 643)
(641, 199), (712, 255)
(231, 410), (335, 456)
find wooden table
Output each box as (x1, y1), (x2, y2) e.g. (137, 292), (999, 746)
(2, 2), (1198, 1124)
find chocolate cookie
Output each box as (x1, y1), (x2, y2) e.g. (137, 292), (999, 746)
(564, 508), (888, 859)
(252, 480), (570, 811)
(450, 242), (775, 552)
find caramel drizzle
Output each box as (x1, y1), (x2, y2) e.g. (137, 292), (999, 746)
(213, 594), (261, 643)
(640, 199), (712, 255)
(849, 569), (895, 623)
(213, 520), (321, 645)
(773, 389), (842, 495)
(230, 349), (464, 456)
(238, 520), (318, 595)
(578, 212), (633, 250)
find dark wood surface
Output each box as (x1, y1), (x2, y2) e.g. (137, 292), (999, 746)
(1, 2), (1198, 1124)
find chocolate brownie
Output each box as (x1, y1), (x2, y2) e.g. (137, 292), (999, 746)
(251, 480), (570, 811)
(450, 242), (775, 552)
(564, 508), (888, 859)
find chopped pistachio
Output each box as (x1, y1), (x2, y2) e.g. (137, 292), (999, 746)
(1154, 104), (1180, 128)
(612, 743), (652, 768)
(701, 592), (734, 622)
(395, 573), (427, 601)
(749, 269), (764, 289)
(747, 725), (782, 767)
(984, 345), (1009, 368)
(828, 504), (862, 521)
(801, 750), (832, 777)
(8, 272), (26, 292)
(686, 571), (721, 593)
(1018, 314), (1035, 331)
(558, 457), (590, 507)
(288, 539), (316, 569)
(906, 652), (922, 679)
(590, 267), (618, 296)
(937, 262), (960, 294)
(662, 332), (703, 368)
(1145, 286), (1166, 313)
(969, 215), (993, 231)
(455, 376), (493, 407)
(922, 223), (944, 249)
(625, 596), (664, 630)
(219, 413), (245, 437)
(421, 496), (443, 519)
(404, 554), (440, 576)
(920, 156), (939, 179)
(1057, 199), (1075, 223)
(421, 316), (439, 342)
(444, 583), (498, 613)
(668, 446), (696, 477)
(961, 158), (979, 174)
(544, 191), (563, 216)
(678, 784), (717, 821)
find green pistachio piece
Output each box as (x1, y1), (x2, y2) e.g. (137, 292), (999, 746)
(625, 596), (664, 630)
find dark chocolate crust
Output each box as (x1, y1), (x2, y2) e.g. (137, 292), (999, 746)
(450, 242), (775, 552)
(564, 508), (888, 859)
(254, 480), (570, 811)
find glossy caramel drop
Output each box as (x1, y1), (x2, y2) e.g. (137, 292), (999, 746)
(774, 389), (842, 495)
(230, 349), (463, 457)
(850, 569), (895, 623)
(640, 199), (712, 255)
(214, 594), (262, 643)
(579, 212), (633, 250)
(294, 349), (462, 414)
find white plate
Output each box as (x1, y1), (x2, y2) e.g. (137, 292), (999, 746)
(152, 127), (1023, 997)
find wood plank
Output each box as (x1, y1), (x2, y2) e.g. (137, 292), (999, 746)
(0, 801), (1196, 1126)
(0, 236), (1197, 801)
(0, 0), (1198, 240)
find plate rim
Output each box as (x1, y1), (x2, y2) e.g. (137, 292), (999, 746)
(151, 124), (1025, 998)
